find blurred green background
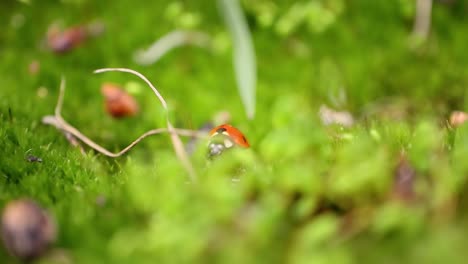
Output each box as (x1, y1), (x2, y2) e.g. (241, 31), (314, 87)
(1, 0), (468, 263)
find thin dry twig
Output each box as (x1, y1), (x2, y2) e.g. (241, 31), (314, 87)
(43, 77), (86, 154)
(94, 68), (198, 181)
(43, 74), (206, 182)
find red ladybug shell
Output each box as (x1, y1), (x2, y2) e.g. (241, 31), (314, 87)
(209, 124), (250, 148)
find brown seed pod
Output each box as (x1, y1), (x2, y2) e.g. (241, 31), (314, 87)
(1, 199), (56, 260)
(101, 83), (139, 118)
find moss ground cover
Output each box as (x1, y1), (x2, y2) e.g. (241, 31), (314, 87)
(1, 1), (468, 263)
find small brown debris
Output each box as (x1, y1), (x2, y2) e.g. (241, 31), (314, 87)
(101, 83), (139, 118)
(25, 149), (43, 163)
(47, 25), (88, 54)
(392, 153), (416, 203)
(26, 155), (42, 163)
(449, 111), (468, 127)
(28, 60), (40, 75)
(1, 199), (56, 260)
(46, 22), (105, 54)
(319, 105), (354, 127)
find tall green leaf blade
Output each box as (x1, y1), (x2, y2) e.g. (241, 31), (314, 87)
(218, 0), (257, 119)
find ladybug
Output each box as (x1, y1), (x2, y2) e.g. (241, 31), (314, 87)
(208, 124), (249, 157)
(209, 124), (250, 148)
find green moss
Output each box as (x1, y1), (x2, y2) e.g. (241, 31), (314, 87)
(1, 0), (468, 263)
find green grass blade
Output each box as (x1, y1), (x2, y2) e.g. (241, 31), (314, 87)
(218, 0), (257, 119)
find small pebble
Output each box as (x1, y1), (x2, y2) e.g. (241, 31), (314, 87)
(1, 199), (56, 260)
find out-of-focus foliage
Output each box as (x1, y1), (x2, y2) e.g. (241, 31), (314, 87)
(219, 0), (257, 119)
(1, 0), (468, 263)
(244, 0), (345, 35)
